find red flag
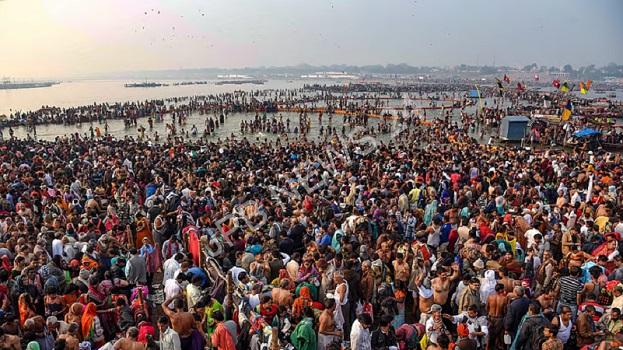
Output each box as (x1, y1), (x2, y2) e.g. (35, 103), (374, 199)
(516, 82), (525, 92)
(552, 79), (561, 89)
(503, 74), (511, 84)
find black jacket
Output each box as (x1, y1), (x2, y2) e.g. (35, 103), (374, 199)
(371, 328), (397, 350)
(504, 296), (530, 334)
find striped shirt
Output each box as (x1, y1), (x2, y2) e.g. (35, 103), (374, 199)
(559, 276), (583, 304)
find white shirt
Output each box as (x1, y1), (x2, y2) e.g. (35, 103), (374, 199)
(159, 327), (181, 350)
(525, 228), (541, 249)
(450, 313), (489, 347)
(228, 266), (247, 284)
(350, 320), (372, 350)
(164, 279), (182, 309)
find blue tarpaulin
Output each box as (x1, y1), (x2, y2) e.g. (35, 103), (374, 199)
(468, 90), (480, 98)
(574, 128), (602, 138)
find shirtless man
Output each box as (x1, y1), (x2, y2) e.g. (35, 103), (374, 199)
(486, 284), (508, 350)
(415, 273), (434, 323)
(393, 253), (411, 285)
(58, 323), (81, 350)
(114, 327), (147, 350)
(431, 263), (460, 308)
(162, 296), (196, 349)
(318, 299), (343, 349)
(0, 328), (20, 350)
(497, 267), (517, 294)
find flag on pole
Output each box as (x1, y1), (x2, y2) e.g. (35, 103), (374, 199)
(561, 100), (573, 121)
(496, 78), (504, 97)
(503, 74), (511, 84)
(580, 82), (587, 94)
(552, 79), (561, 89)
(560, 82), (570, 92)
(516, 82), (525, 92)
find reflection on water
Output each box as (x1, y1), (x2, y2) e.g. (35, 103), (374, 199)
(0, 79), (306, 116)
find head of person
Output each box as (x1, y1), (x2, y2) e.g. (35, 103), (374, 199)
(191, 275), (201, 287)
(173, 298), (184, 311)
(495, 283), (505, 294)
(379, 314), (392, 332)
(437, 334), (451, 349)
(569, 266), (581, 278)
(68, 322), (79, 335)
(543, 324), (558, 339)
(611, 308), (621, 321)
(127, 327), (139, 340)
(469, 277), (481, 291)
(333, 271), (344, 284)
(467, 305), (479, 318)
(514, 286), (525, 298)
(528, 302), (541, 316)
(431, 304), (442, 318)
(238, 271), (249, 284)
(325, 298), (336, 312)
(157, 316), (170, 333)
(213, 311), (224, 323)
(46, 316), (59, 332)
(559, 305), (572, 321)
(357, 313), (373, 329)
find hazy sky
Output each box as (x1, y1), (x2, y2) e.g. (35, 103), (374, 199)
(1, 0), (622, 78)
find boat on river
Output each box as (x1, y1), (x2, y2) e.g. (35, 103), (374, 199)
(0, 78), (58, 90)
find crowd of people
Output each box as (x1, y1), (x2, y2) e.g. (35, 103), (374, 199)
(0, 83), (622, 350)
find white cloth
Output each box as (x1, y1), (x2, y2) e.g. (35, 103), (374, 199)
(480, 270), (497, 304)
(162, 258), (180, 283)
(525, 228), (541, 249)
(228, 266), (247, 284)
(350, 320), (372, 350)
(52, 239), (64, 258)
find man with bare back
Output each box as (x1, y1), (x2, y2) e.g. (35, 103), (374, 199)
(114, 327), (147, 350)
(162, 296), (196, 350)
(486, 283), (508, 350)
(497, 267), (517, 294)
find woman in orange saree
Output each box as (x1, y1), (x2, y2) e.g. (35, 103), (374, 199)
(135, 212), (153, 248)
(18, 293), (37, 327)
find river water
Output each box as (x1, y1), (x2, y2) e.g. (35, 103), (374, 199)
(0, 79), (470, 141)
(1, 79), (619, 142)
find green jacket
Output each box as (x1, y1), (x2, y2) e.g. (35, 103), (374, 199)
(290, 317), (317, 350)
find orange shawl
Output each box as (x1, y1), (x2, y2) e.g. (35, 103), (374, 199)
(292, 286), (313, 319)
(81, 302), (97, 340)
